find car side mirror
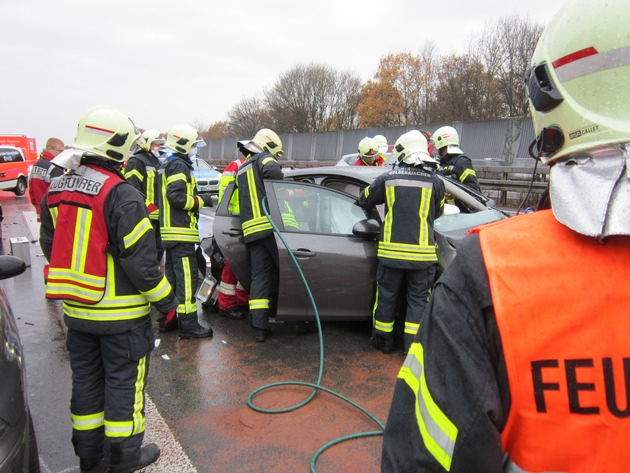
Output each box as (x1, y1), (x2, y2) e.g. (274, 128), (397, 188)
(0, 255), (27, 280)
(352, 218), (380, 238)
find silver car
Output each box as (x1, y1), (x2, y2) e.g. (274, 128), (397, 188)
(207, 165), (506, 321)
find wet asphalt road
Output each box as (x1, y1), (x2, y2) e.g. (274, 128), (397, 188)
(1, 192), (405, 473)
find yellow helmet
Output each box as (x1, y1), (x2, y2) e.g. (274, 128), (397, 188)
(358, 137), (379, 158)
(165, 124), (206, 155)
(525, 0), (630, 164)
(242, 128), (284, 158)
(137, 129), (165, 151)
(73, 106), (140, 162)
(373, 135), (388, 153)
(394, 130), (436, 165)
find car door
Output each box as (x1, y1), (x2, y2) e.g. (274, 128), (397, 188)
(265, 180), (377, 321)
(212, 180), (378, 321)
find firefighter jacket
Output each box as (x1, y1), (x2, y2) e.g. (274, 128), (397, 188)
(354, 155), (385, 166)
(28, 150), (64, 217)
(218, 157), (245, 214)
(358, 164), (445, 269)
(438, 153), (481, 193)
(39, 158), (177, 335)
(382, 210), (630, 473)
(124, 150), (162, 221)
(160, 153), (206, 246)
(236, 151), (283, 243)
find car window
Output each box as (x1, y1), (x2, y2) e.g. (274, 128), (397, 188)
(193, 158), (212, 170)
(0, 147), (24, 163)
(270, 182), (368, 235)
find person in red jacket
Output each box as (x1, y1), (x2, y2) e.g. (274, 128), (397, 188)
(382, 1), (630, 472)
(28, 137), (65, 220)
(354, 137), (385, 166)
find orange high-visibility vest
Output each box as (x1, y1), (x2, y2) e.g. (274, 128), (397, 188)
(45, 165), (123, 304)
(477, 210), (630, 473)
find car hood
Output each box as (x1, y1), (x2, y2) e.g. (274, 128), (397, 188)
(193, 169), (220, 178)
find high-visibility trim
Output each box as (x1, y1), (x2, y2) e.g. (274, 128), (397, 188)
(377, 242), (438, 262)
(384, 185), (395, 242)
(246, 167), (261, 219)
(46, 268), (106, 302)
(166, 173), (188, 185)
(160, 227), (200, 243)
(249, 298), (270, 310)
(261, 157), (278, 166)
(282, 213), (299, 229)
(418, 187), (431, 246)
(124, 169), (144, 182)
(242, 216), (273, 237)
(74, 208), (92, 274)
(219, 280), (237, 296)
(182, 256), (195, 314)
(404, 320), (420, 335)
(132, 356), (147, 435)
(71, 411), (105, 431)
(63, 301), (150, 321)
(123, 218), (152, 249)
(459, 168), (477, 183)
(554, 45), (630, 83)
(374, 319), (394, 333)
(50, 207), (59, 227)
(142, 275), (172, 303)
(105, 420), (134, 438)
(399, 342), (458, 471)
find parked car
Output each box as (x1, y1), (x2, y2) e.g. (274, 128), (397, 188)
(0, 255), (39, 472)
(191, 157), (221, 195)
(336, 144), (395, 166)
(0, 146), (29, 196)
(206, 166), (507, 321)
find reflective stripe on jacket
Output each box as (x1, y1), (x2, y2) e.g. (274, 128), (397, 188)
(160, 154), (203, 244)
(124, 151), (162, 220)
(358, 165), (445, 268)
(218, 157), (245, 214)
(478, 210), (630, 473)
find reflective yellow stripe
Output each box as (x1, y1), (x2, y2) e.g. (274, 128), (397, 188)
(404, 321), (420, 336)
(142, 275), (173, 303)
(246, 168), (261, 219)
(125, 169), (144, 181)
(459, 168), (476, 183)
(146, 171), (155, 206)
(160, 227), (200, 243)
(249, 299), (270, 310)
(74, 208), (92, 273)
(105, 420), (134, 438)
(261, 157), (278, 166)
(124, 218), (152, 249)
(377, 242), (438, 262)
(374, 319), (394, 333)
(72, 412), (104, 431)
(63, 302), (150, 321)
(183, 256), (195, 314)
(384, 185), (395, 242)
(132, 356), (147, 435)
(242, 217), (273, 237)
(282, 213), (299, 229)
(419, 188), (431, 246)
(399, 342), (458, 471)
(51, 206), (59, 227)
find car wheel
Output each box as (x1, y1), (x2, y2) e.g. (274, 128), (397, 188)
(27, 411), (40, 473)
(13, 177), (27, 196)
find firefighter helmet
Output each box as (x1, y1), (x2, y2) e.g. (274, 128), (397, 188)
(525, 0), (630, 165)
(373, 135), (388, 153)
(431, 126), (463, 155)
(242, 128), (284, 158)
(137, 129), (165, 151)
(73, 105), (140, 163)
(358, 137), (379, 158)
(165, 124), (206, 155)
(394, 130), (437, 165)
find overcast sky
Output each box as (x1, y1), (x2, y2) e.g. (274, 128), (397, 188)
(1, 0), (565, 152)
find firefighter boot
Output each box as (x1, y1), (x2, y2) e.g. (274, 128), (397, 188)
(370, 331), (394, 354)
(178, 312), (213, 339)
(108, 443), (160, 473)
(80, 457), (105, 473)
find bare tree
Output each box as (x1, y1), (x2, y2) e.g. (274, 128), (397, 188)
(473, 15), (544, 117)
(265, 63), (362, 133)
(226, 97), (273, 138)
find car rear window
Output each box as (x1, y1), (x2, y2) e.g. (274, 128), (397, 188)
(0, 147), (25, 163)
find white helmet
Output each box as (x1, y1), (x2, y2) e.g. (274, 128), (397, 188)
(137, 129), (165, 152)
(242, 128), (284, 158)
(165, 124), (206, 155)
(394, 130), (437, 165)
(373, 135), (388, 153)
(358, 137), (379, 158)
(431, 126), (463, 155)
(73, 105), (140, 162)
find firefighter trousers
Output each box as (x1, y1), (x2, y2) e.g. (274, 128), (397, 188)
(373, 263), (437, 350)
(66, 319), (154, 465)
(164, 242), (200, 331)
(218, 259), (249, 310)
(247, 236), (279, 330)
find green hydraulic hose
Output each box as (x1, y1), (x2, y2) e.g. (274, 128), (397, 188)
(246, 196), (385, 472)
